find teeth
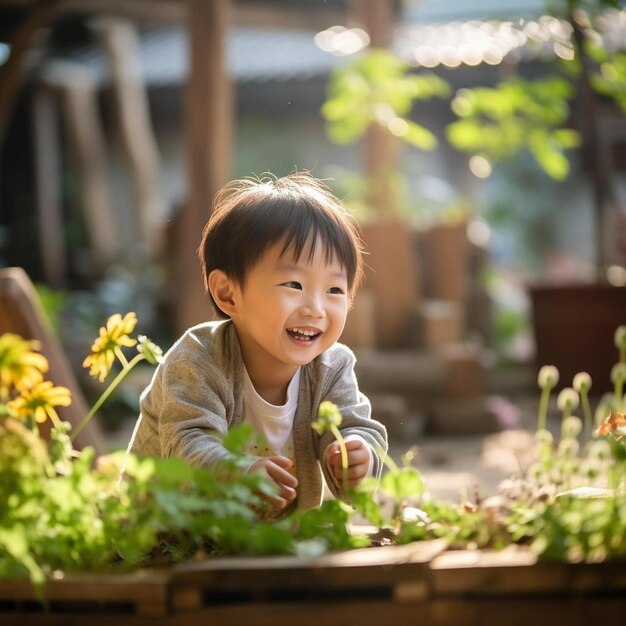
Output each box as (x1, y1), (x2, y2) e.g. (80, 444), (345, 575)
(288, 328), (318, 337)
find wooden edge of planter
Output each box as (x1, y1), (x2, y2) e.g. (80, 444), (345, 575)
(0, 568), (171, 617)
(167, 539), (449, 612)
(429, 548), (626, 596)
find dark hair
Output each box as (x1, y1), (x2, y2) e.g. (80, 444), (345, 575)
(198, 172), (364, 316)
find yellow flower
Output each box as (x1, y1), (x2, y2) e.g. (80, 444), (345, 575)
(312, 401), (343, 435)
(7, 380), (72, 425)
(82, 312), (138, 382)
(0, 333), (49, 398)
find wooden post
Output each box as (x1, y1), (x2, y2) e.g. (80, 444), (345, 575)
(346, 0), (419, 349)
(178, 0), (232, 334)
(0, 0), (61, 148)
(349, 0), (399, 216)
(46, 61), (119, 273)
(97, 18), (166, 257)
(32, 84), (65, 287)
(0, 267), (106, 454)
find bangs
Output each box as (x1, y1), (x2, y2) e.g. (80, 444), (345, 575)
(277, 199), (357, 279)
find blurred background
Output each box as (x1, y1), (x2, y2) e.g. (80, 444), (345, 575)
(1, 0), (626, 487)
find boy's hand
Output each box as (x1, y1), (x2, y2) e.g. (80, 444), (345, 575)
(249, 456), (298, 509)
(324, 438), (370, 489)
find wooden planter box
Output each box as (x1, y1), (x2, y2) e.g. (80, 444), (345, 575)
(2, 541), (626, 625)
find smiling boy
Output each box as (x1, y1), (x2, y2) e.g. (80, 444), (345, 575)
(128, 172), (387, 513)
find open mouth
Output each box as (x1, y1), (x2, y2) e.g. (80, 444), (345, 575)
(286, 328), (322, 342)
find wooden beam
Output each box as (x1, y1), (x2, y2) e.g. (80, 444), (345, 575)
(0, 0), (62, 147)
(349, 0), (399, 216)
(97, 17), (166, 257)
(45, 61), (119, 273)
(233, 2), (346, 30)
(32, 83), (65, 287)
(0, 0), (346, 28)
(178, 0), (232, 333)
(0, 0), (186, 23)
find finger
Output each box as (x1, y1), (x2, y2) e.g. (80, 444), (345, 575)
(324, 443), (340, 461)
(327, 454), (344, 473)
(257, 473), (296, 505)
(266, 462), (298, 490)
(333, 462), (367, 481)
(346, 462), (369, 480)
(269, 455), (293, 469)
(346, 448), (370, 466)
(259, 491), (289, 509)
(344, 439), (367, 451)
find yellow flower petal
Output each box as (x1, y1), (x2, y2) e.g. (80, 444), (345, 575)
(83, 312), (139, 381)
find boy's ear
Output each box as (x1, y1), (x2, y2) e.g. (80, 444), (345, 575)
(208, 269), (237, 317)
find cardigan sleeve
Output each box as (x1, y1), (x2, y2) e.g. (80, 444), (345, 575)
(144, 356), (235, 468)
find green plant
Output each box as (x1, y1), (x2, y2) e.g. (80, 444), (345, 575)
(448, 0), (626, 275)
(322, 49), (450, 150)
(3, 316), (626, 593)
(447, 77), (581, 181)
(321, 48), (450, 216)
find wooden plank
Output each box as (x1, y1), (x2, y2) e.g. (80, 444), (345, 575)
(97, 17), (166, 257)
(32, 84), (65, 287)
(2, 552), (626, 624)
(169, 541), (447, 612)
(0, 569), (170, 618)
(431, 550), (626, 597)
(0, 0), (62, 146)
(568, 560), (626, 592)
(49, 61), (119, 273)
(167, 599), (434, 626)
(429, 548), (573, 595)
(178, 0), (232, 334)
(0, 617), (167, 626)
(0, 267), (106, 453)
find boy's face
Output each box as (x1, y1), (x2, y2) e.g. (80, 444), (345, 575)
(229, 238), (349, 384)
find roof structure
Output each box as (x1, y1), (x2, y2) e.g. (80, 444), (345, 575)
(402, 0), (548, 23)
(66, 25), (348, 85)
(60, 4), (626, 88)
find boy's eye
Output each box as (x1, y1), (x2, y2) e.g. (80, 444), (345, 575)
(328, 287), (345, 295)
(283, 281), (302, 290)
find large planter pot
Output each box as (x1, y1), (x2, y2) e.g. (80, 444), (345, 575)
(2, 543), (626, 624)
(529, 282), (626, 392)
(359, 218), (421, 350)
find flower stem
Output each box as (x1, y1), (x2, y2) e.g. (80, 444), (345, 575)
(330, 423), (349, 493)
(48, 410), (63, 432)
(580, 390), (593, 441)
(71, 353), (145, 442)
(115, 347), (130, 369)
(615, 379), (624, 412)
(538, 387), (550, 432)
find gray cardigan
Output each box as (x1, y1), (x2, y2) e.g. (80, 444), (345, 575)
(128, 320), (388, 510)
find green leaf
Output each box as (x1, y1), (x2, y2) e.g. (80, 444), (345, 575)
(322, 48), (450, 150)
(530, 142), (570, 180)
(403, 121), (438, 150)
(380, 466), (425, 501)
(223, 423), (254, 455)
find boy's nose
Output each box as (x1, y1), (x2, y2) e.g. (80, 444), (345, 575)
(301, 296), (326, 318)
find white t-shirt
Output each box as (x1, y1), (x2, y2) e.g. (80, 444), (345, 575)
(242, 366), (301, 464)
(242, 365), (373, 483)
